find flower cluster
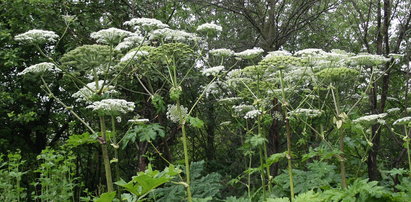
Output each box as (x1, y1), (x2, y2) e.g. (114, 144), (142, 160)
(244, 109), (262, 119)
(209, 48), (235, 57)
(149, 28), (199, 43)
(264, 50), (292, 59)
(128, 118), (150, 124)
(353, 113), (387, 125)
(196, 23), (222, 33)
(387, 108), (400, 114)
(166, 104), (188, 123)
(72, 81), (117, 103)
(233, 104), (255, 115)
(15, 29), (59, 44)
(234, 47), (264, 59)
(294, 48), (326, 57)
(393, 116), (411, 125)
(289, 108), (323, 118)
(90, 28), (132, 45)
(349, 54), (390, 66)
(120, 50), (149, 62)
(115, 35), (146, 50)
(202, 66), (224, 76)
(87, 99), (135, 115)
(18, 62), (60, 75)
(124, 18), (169, 31)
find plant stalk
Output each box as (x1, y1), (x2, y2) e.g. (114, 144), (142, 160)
(99, 116), (114, 192)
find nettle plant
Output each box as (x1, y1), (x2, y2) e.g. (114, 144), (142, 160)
(15, 17), (229, 201)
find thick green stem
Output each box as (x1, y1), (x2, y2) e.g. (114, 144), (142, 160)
(331, 86), (347, 189)
(279, 70), (294, 201)
(99, 116), (114, 192)
(405, 127), (411, 177)
(177, 101), (192, 202)
(181, 123), (192, 202)
(111, 116), (120, 182)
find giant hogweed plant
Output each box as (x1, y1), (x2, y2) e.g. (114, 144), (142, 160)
(213, 49), (406, 201)
(15, 17), (231, 201)
(14, 16), (409, 201)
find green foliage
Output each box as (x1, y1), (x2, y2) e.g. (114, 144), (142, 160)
(151, 94), (166, 113)
(187, 116), (205, 129)
(115, 165), (180, 201)
(273, 161), (340, 195)
(94, 191), (116, 202)
(153, 161), (223, 201)
(33, 148), (77, 201)
(0, 151), (27, 201)
(122, 123), (165, 147)
(320, 179), (399, 202)
(64, 132), (98, 148)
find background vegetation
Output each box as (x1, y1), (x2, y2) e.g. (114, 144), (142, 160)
(0, 0), (410, 201)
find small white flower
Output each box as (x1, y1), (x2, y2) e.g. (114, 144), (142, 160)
(72, 81), (117, 103)
(18, 62), (60, 75)
(15, 29), (59, 44)
(124, 18), (169, 31)
(202, 66), (224, 76)
(196, 23), (222, 33)
(209, 48), (234, 57)
(90, 28), (132, 44)
(393, 116), (411, 125)
(166, 104), (188, 123)
(244, 109), (262, 119)
(120, 50), (149, 62)
(234, 47), (264, 59)
(87, 99), (135, 115)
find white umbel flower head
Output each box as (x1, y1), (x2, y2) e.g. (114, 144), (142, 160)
(124, 18), (169, 31)
(72, 81), (117, 103)
(387, 108), (400, 114)
(128, 118), (150, 124)
(264, 50), (292, 59)
(393, 117), (411, 125)
(166, 104), (188, 123)
(18, 62), (60, 75)
(120, 50), (149, 62)
(15, 29), (59, 44)
(115, 34), (146, 50)
(196, 23), (222, 33)
(244, 109), (262, 119)
(234, 47), (264, 59)
(209, 48), (235, 57)
(149, 28), (199, 43)
(294, 48), (326, 57)
(289, 108), (323, 118)
(90, 28), (132, 45)
(353, 113), (387, 125)
(349, 53), (390, 66)
(87, 99), (135, 115)
(202, 66), (224, 76)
